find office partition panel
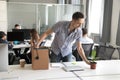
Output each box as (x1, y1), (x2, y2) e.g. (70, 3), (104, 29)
(116, 12), (120, 46)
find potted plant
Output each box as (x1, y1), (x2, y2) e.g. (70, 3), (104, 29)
(90, 57), (97, 69)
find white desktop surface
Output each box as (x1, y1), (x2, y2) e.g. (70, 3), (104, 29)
(37, 77), (80, 80)
(74, 60), (120, 77)
(13, 44), (30, 49)
(0, 64), (76, 80)
(81, 74), (120, 80)
(1, 60), (120, 80)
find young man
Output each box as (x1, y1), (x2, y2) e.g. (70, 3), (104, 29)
(72, 28), (94, 61)
(37, 12), (90, 65)
(13, 24), (29, 57)
(80, 28), (93, 44)
(0, 31), (7, 43)
(12, 24), (21, 57)
(72, 28), (94, 50)
(14, 24), (21, 29)
(0, 31), (13, 49)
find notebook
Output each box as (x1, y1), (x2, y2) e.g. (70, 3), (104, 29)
(62, 62), (84, 72)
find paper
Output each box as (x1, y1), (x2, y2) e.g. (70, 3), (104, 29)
(0, 76), (19, 80)
(51, 63), (62, 68)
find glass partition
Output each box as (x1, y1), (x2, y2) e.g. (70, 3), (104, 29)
(7, 3), (36, 30)
(7, 2), (84, 39)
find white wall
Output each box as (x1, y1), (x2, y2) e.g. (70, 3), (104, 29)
(82, 0), (86, 15)
(109, 0), (120, 59)
(8, 0), (57, 3)
(110, 0), (120, 46)
(7, 3), (36, 30)
(0, 1), (7, 33)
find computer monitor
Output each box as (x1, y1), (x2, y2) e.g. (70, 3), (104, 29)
(7, 32), (24, 41)
(12, 29), (31, 40)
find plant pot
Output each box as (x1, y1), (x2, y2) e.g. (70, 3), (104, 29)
(90, 62), (97, 69)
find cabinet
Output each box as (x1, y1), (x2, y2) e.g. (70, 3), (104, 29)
(0, 44), (8, 72)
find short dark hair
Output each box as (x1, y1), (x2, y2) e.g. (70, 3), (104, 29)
(14, 24), (20, 28)
(72, 12), (84, 20)
(82, 28), (88, 35)
(0, 31), (6, 38)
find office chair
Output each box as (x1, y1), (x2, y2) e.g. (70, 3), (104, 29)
(72, 43), (94, 61)
(96, 45), (115, 60)
(82, 43), (94, 57)
(117, 48), (120, 59)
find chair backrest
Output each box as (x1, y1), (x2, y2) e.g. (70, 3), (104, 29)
(117, 48), (120, 59)
(82, 43), (94, 57)
(117, 48), (120, 53)
(96, 45), (115, 60)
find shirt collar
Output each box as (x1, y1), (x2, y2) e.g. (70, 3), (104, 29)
(67, 21), (82, 33)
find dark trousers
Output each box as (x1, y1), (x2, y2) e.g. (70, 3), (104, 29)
(72, 49), (82, 61)
(13, 48), (21, 57)
(50, 51), (73, 62)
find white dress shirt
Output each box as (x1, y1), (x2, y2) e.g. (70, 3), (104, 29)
(80, 37), (93, 44)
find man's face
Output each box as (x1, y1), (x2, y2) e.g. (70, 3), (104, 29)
(15, 26), (21, 29)
(3, 35), (7, 40)
(72, 18), (84, 29)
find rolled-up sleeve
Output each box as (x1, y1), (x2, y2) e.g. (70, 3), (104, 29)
(76, 29), (82, 42)
(51, 21), (63, 33)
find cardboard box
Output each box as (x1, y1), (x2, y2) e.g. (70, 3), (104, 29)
(31, 47), (49, 70)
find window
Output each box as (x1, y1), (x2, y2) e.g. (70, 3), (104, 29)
(88, 0), (104, 35)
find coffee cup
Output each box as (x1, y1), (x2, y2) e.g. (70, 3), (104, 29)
(19, 59), (25, 68)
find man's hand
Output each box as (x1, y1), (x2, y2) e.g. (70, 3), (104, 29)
(36, 44), (39, 48)
(77, 42), (91, 65)
(86, 60), (91, 65)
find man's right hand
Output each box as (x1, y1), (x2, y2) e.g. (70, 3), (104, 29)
(86, 60), (91, 65)
(36, 44), (39, 48)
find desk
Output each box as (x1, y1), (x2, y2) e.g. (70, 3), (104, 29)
(74, 60), (120, 77)
(12, 44), (31, 58)
(94, 43), (99, 47)
(0, 64), (76, 80)
(1, 60), (120, 80)
(13, 44), (30, 49)
(81, 74), (120, 80)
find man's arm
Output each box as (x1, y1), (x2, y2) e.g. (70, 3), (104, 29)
(37, 28), (53, 48)
(76, 41), (90, 65)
